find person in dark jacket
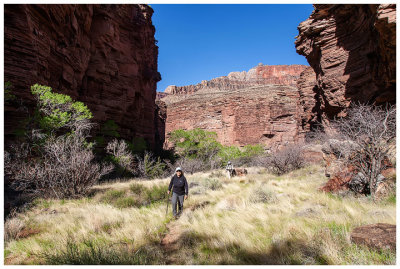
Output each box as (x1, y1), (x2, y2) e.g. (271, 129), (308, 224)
(168, 167), (188, 218)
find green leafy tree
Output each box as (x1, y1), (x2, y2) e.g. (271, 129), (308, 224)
(31, 84), (93, 133)
(169, 128), (221, 161)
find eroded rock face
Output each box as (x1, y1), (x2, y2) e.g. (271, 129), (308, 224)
(160, 64), (309, 148)
(163, 64), (307, 96)
(295, 4), (396, 120)
(351, 223), (396, 252)
(4, 4), (161, 148)
(164, 85), (305, 149)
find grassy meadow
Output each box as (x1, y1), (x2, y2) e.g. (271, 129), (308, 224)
(4, 165), (396, 265)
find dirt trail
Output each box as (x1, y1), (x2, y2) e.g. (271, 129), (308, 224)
(160, 201), (211, 264)
(160, 221), (182, 264)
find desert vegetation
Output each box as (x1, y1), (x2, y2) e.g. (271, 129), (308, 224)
(4, 84), (396, 265)
(4, 166), (395, 265)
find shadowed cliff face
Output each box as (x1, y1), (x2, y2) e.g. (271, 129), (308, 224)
(295, 4), (396, 122)
(4, 4), (161, 148)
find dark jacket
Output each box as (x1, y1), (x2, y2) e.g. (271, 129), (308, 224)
(168, 174), (188, 196)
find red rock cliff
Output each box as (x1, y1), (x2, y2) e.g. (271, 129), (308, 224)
(163, 64), (307, 96)
(160, 64), (309, 148)
(4, 4), (161, 148)
(295, 4), (396, 121)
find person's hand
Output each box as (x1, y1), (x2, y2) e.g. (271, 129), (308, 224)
(184, 195), (188, 200)
(167, 190), (170, 195)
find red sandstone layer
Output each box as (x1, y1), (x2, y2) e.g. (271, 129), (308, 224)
(4, 4), (161, 148)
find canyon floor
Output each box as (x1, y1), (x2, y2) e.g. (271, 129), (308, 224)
(4, 165), (396, 265)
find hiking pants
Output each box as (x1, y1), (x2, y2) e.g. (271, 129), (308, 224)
(172, 192), (184, 217)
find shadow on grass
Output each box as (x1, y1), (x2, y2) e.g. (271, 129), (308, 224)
(169, 231), (330, 265)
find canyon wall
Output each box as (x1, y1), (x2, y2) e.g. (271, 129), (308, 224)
(4, 4), (161, 148)
(163, 64), (307, 96)
(295, 4), (396, 123)
(164, 85), (305, 148)
(159, 64), (308, 148)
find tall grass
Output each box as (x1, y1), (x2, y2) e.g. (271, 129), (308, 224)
(4, 165), (396, 265)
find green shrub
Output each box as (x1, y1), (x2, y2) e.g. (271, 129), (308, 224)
(136, 151), (167, 179)
(169, 128), (221, 161)
(130, 183), (146, 194)
(203, 178), (222, 191)
(101, 190), (126, 204)
(128, 137), (148, 154)
(218, 144), (264, 166)
(100, 120), (120, 138)
(114, 197), (140, 208)
(31, 84), (92, 132)
(170, 129), (263, 168)
(144, 185), (168, 203)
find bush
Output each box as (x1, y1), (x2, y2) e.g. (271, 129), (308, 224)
(100, 120), (120, 138)
(144, 185), (168, 203)
(135, 151), (167, 179)
(169, 128), (221, 161)
(7, 134), (112, 199)
(130, 183), (146, 194)
(203, 178), (222, 191)
(175, 156), (206, 174)
(169, 129), (264, 169)
(106, 139), (134, 177)
(250, 185), (277, 203)
(268, 145), (304, 175)
(4, 84), (112, 199)
(332, 103), (396, 198)
(114, 197), (140, 208)
(4, 217), (25, 243)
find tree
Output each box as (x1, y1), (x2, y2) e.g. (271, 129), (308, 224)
(169, 128), (221, 161)
(5, 84), (112, 198)
(332, 103), (396, 198)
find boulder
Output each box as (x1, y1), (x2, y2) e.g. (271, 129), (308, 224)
(350, 223), (396, 252)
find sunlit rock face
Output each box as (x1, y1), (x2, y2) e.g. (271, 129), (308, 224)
(158, 64), (309, 149)
(163, 64), (307, 96)
(4, 4), (161, 148)
(295, 4), (396, 121)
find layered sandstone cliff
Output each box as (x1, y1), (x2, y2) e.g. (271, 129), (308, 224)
(162, 64), (307, 97)
(295, 4), (396, 122)
(159, 64), (309, 148)
(164, 85), (305, 148)
(4, 4), (161, 148)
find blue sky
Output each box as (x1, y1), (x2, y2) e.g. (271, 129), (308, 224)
(152, 4), (314, 92)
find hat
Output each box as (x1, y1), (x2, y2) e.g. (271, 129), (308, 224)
(175, 167), (182, 172)
(228, 161), (231, 164)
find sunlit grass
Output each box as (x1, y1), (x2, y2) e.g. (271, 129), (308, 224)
(4, 165), (395, 265)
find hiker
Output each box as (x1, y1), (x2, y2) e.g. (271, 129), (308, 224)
(168, 167), (188, 218)
(226, 161), (234, 179)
